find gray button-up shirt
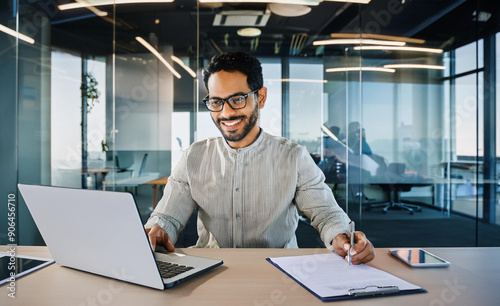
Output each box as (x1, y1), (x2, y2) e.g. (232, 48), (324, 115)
(145, 130), (350, 249)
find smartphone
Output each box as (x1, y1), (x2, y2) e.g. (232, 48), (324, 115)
(0, 253), (55, 286)
(389, 248), (450, 268)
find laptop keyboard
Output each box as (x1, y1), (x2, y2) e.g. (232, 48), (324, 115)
(156, 260), (195, 279)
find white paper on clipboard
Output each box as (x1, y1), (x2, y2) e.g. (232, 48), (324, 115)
(268, 253), (421, 299)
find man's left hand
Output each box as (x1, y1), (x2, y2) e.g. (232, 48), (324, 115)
(332, 231), (375, 264)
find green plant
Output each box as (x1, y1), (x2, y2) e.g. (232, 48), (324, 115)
(81, 73), (100, 113)
(101, 140), (109, 153)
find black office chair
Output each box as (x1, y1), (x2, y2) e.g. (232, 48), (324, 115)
(366, 163), (429, 215)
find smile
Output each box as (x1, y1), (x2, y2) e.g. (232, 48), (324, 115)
(222, 119), (242, 126)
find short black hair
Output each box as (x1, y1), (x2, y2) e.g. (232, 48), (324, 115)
(203, 52), (263, 92)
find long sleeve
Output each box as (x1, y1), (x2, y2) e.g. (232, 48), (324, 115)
(293, 146), (351, 248)
(144, 149), (197, 244)
(145, 132), (351, 249)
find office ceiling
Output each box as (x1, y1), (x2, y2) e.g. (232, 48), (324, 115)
(15, 0), (500, 59)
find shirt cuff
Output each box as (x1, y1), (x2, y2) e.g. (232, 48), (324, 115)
(144, 215), (179, 244)
(321, 221), (351, 250)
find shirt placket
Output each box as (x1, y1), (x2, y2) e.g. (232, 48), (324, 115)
(232, 149), (244, 248)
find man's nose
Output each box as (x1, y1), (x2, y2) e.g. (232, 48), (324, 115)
(220, 101), (237, 117)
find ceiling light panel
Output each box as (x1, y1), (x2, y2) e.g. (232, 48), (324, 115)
(354, 46), (443, 53)
(326, 67), (395, 73)
(135, 37), (181, 79)
(325, 0), (371, 3)
(213, 10), (270, 27)
(313, 39), (405, 46)
(383, 64), (445, 70)
(330, 33), (425, 44)
(200, 0), (321, 5)
(0, 23), (35, 44)
(237, 27), (262, 37)
(269, 4), (312, 17)
(171, 56), (197, 78)
(59, 0), (174, 10)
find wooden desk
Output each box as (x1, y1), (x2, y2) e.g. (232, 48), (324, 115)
(82, 168), (120, 190)
(144, 176), (168, 209)
(1, 246), (499, 306)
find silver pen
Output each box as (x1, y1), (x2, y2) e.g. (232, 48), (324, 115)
(348, 221), (355, 265)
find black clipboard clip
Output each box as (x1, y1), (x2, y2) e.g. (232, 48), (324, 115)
(348, 285), (400, 297)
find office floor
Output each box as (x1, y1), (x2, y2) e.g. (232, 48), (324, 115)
(132, 185), (500, 249)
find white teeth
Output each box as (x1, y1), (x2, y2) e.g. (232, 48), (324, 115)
(223, 119), (242, 126)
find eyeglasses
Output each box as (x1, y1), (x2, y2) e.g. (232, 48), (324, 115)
(203, 88), (260, 112)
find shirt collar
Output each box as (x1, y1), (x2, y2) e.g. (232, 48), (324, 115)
(222, 128), (265, 154)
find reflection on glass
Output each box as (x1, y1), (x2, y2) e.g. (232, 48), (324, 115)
(455, 40), (484, 75)
(50, 51), (82, 188)
(454, 73), (484, 157)
(1, 0), (499, 248)
(288, 62), (324, 152)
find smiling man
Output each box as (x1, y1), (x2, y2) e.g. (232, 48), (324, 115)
(145, 52), (375, 264)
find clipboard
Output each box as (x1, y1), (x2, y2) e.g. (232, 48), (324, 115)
(266, 254), (427, 302)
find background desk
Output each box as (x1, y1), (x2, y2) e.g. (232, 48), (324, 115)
(1, 246), (499, 306)
(144, 176), (168, 209)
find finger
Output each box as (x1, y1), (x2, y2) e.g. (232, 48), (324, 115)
(351, 231), (367, 256)
(332, 233), (350, 257)
(147, 225), (161, 251)
(165, 235), (175, 252)
(148, 233), (157, 252)
(351, 232), (376, 264)
(351, 246), (376, 265)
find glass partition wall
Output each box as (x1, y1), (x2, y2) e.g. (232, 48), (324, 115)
(1, 0), (499, 248)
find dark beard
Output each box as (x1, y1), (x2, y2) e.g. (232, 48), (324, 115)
(213, 103), (259, 143)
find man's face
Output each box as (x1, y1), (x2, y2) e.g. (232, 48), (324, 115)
(207, 70), (266, 148)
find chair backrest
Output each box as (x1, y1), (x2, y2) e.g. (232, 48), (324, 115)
(388, 163), (405, 175)
(370, 154), (388, 176)
(138, 153), (148, 177)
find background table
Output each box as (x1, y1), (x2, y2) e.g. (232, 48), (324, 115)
(144, 176), (169, 209)
(1, 246), (499, 305)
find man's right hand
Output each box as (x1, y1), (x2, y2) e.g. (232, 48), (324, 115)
(145, 225), (175, 252)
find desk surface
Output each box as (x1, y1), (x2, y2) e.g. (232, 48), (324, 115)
(144, 176), (169, 185)
(1, 246), (499, 306)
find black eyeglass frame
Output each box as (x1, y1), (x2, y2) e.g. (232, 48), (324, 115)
(202, 88), (260, 112)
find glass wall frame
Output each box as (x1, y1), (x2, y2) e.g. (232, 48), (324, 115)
(1, 0), (499, 249)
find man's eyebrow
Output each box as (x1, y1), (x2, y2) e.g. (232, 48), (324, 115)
(209, 91), (247, 99)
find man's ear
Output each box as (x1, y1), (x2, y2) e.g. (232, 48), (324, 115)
(257, 87), (267, 109)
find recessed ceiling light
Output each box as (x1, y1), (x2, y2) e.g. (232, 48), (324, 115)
(325, 0), (371, 3)
(265, 78), (327, 83)
(200, 2), (224, 8)
(237, 27), (262, 37)
(268, 4), (312, 17)
(200, 0), (321, 5)
(59, 0), (174, 10)
(155, 19), (160, 24)
(171, 55), (197, 78)
(383, 64), (445, 70)
(354, 45), (443, 53)
(313, 39), (405, 46)
(330, 33), (425, 44)
(326, 67), (395, 73)
(135, 36), (181, 79)
(0, 23), (35, 44)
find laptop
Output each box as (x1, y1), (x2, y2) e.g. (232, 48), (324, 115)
(18, 184), (223, 290)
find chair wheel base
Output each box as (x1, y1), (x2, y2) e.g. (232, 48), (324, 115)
(367, 201), (422, 215)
